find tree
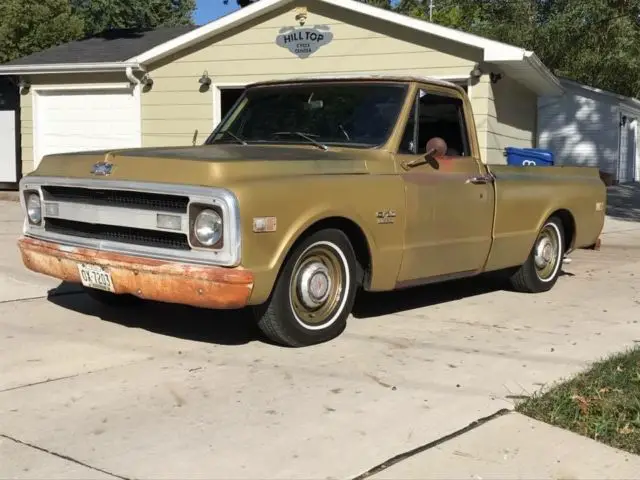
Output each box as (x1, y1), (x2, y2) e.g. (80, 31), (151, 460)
(0, 0), (84, 64)
(71, 0), (196, 36)
(225, 0), (393, 6)
(0, 0), (197, 64)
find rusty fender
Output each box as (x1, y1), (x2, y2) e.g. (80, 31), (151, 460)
(17, 237), (254, 309)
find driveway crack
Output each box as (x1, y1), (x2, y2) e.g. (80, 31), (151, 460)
(351, 408), (511, 480)
(1, 433), (131, 480)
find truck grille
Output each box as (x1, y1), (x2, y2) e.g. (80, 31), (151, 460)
(45, 218), (190, 251)
(42, 186), (189, 213)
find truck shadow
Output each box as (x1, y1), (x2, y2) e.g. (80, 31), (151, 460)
(47, 270), (570, 345)
(607, 184), (640, 222)
(47, 285), (262, 346)
(351, 273), (508, 318)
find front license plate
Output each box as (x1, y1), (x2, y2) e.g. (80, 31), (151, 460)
(78, 264), (115, 292)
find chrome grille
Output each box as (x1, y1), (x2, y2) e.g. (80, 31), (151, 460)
(45, 218), (190, 251)
(42, 186), (189, 213)
(20, 176), (242, 267)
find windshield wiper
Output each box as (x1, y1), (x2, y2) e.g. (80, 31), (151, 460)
(216, 130), (247, 145)
(273, 131), (328, 151)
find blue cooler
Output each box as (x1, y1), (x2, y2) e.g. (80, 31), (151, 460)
(505, 147), (554, 166)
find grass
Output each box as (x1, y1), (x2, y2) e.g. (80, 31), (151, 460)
(516, 346), (640, 455)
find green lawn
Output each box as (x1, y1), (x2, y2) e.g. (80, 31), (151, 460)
(516, 346), (640, 455)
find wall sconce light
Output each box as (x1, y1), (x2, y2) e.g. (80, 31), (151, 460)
(621, 115), (628, 127)
(470, 66), (483, 78)
(199, 70), (211, 87)
(490, 72), (503, 84)
(18, 78), (31, 93)
(140, 73), (154, 87)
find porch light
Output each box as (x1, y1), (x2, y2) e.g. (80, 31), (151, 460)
(141, 73), (154, 87)
(199, 71), (211, 87)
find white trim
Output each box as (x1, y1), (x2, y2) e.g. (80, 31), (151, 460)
(129, 0), (288, 65)
(523, 51), (563, 93)
(130, 0), (522, 65)
(212, 82), (248, 128)
(126, 0), (560, 95)
(28, 82), (134, 92)
(0, 62), (144, 76)
(31, 83), (142, 168)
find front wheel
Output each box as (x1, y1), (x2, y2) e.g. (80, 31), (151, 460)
(509, 216), (565, 293)
(254, 229), (358, 347)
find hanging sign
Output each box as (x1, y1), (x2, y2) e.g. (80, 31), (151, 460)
(276, 25), (333, 59)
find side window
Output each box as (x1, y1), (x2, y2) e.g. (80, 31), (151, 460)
(399, 89), (470, 157)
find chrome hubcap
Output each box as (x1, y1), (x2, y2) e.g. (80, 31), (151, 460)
(533, 224), (560, 280)
(289, 243), (345, 327)
(535, 237), (554, 268)
(297, 262), (332, 308)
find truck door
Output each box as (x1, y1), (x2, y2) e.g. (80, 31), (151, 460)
(395, 85), (495, 285)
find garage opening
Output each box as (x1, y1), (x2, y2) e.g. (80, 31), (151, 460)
(34, 87), (141, 167)
(220, 87), (245, 121)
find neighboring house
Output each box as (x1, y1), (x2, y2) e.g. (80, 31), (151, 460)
(0, 0), (564, 179)
(0, 76), (20, 189)
(538, 78), (640, 184)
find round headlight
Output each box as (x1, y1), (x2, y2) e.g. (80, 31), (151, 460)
(194, 209), (222, 247)
(26, 193), (42, 224)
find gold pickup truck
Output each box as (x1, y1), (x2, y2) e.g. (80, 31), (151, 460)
(18, 76), (606, 347)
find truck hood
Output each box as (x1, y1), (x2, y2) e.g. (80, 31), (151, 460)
(30, 144), (373, 186)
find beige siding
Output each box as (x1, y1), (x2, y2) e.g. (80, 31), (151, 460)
(19, 72), (130, 174)
(144, 0), (482, 146)
(473, 74), (537, 164)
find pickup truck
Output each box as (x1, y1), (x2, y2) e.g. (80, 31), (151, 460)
(17, 76), (606, 347)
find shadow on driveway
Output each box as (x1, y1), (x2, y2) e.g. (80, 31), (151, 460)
(47, 284), (262, 346)
(607, 184), (640, 222)
(46, 272), (517, 345)
(47, 268), (574, 345)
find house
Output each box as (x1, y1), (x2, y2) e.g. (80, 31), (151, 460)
(0, 76), (20, 189)
(538, 78), (640, 184)
(0, 0), (564, 179)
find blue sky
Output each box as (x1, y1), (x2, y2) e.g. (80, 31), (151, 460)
(193, 0), (405, 25)
(194, 0), (240, 25)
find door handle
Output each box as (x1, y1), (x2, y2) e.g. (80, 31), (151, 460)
(465, 174), (494, 185)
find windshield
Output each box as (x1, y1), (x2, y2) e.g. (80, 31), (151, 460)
(206, 82), (409, 148)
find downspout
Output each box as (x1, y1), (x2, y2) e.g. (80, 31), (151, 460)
(125, 66), (142, 150)
(125, 66), (140, 85)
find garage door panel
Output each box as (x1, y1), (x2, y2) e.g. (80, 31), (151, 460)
(43, 120), (140, 135)
(44, 110), (137, 123)
(36, 88), (141, 164)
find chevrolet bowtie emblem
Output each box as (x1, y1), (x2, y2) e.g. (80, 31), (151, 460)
(91, 161), (114, 176)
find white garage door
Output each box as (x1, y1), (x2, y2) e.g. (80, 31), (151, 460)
(35, 87), (141, 165)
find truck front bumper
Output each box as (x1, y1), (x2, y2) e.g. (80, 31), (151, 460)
(17, 237), (254, 309)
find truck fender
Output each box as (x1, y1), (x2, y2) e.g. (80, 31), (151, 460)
(268, 206), (378, 283)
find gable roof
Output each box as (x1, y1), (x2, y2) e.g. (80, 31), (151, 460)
(0, 0), (563, 95)
(0, 25), (196, 74)
(126, 0), (562, 95)
(558, 77), (640, 114)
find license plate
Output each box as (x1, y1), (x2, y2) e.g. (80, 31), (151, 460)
(78, 263), (115, 292)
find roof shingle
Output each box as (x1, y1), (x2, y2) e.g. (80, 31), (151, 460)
(3, 25), (197, 66)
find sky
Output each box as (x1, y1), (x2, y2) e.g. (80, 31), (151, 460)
(194, 0), (240, 25)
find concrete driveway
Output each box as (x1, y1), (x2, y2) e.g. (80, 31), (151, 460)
(1, 198), (639, 479)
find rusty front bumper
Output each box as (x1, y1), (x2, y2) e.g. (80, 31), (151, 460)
(18, 237), (254, 309)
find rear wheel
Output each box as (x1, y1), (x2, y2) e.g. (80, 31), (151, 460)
(84, 287), (142, 307)
(509, 216), (564, 293)
(254, 229), (358, 347)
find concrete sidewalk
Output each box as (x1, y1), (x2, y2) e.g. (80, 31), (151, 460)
(369, 412), (640, 480)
